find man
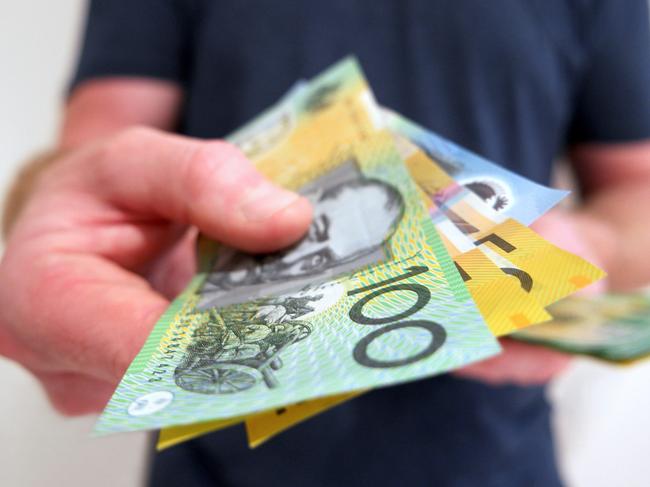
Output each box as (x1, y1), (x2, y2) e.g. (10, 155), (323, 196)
(1, 1), (649, 485)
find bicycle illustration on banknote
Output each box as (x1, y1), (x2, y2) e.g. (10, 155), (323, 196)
(174, 283), (343, 395)
(174, 309), (311, 394)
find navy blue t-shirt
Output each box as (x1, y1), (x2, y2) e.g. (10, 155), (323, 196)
(72, 1), (650, 486)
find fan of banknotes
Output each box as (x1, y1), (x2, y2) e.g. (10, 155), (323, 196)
(94, 57), (612, 449)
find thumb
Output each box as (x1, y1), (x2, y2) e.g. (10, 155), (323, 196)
(87, 126), (312, 253)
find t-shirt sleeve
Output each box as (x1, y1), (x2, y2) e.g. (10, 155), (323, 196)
(70, 0), (194, 91)
(569, 0), (650, 144)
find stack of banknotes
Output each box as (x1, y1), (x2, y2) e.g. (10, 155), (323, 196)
(94, 58), (607, 449)
(514, 291), (650, 364)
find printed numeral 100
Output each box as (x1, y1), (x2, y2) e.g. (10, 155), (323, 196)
(347, 266), (446, 368)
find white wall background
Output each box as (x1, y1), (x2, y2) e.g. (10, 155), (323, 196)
(1, 2), (649, 486)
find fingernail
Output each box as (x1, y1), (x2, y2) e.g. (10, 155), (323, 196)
(239, 183), (301, 222)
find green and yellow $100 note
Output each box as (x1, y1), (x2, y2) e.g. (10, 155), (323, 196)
(95, 59), (500, 435)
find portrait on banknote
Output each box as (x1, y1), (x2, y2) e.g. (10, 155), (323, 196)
(197, 160), (405, 309)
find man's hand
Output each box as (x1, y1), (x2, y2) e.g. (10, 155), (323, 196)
(0, 126), (312, 415)
(453, 339), (571, 386)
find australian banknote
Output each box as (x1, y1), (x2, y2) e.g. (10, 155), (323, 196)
(384, 110), (568, 225)
(96, 129), (499, 434)
(514, 291), (650, 363)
